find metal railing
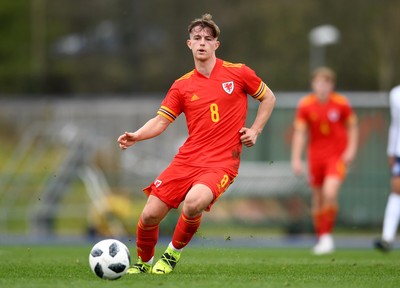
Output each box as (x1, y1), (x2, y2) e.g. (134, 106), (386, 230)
(0, 92), (391, 237)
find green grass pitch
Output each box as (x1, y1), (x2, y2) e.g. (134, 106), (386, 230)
(0, 245), (399, 288)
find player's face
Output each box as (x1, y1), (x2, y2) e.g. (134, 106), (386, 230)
(311, 75), (335, 99)
(187, 26), (220, 61)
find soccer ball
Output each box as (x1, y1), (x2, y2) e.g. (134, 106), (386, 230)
(89, 239), (131, 280)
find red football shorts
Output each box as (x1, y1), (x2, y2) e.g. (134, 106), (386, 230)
(308, 156), (347, 187)
(143, 161), (237, 211)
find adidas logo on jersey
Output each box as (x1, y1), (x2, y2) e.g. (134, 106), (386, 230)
(191, 94), (200, 101)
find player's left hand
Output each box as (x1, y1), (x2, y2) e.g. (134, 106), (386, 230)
(239, 127), (258, 147)
(341, 149), (355, 165)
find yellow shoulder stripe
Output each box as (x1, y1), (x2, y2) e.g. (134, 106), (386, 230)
(177, 70), (195, 81)
(222, 61), (243, 68)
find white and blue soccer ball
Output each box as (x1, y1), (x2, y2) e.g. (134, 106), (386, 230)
(89, 239), (131, 280)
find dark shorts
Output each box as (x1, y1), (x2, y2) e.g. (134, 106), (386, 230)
(391, 157), (400, 176)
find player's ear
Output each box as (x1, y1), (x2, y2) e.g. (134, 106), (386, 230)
(187, 39), (192, 50)
(214, 40), (220, 50)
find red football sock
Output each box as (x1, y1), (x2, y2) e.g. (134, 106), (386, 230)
(172, 212), (202, 250)
(319, 205), (338, 236)
(136, 216), (159, 262)
(312, 210), (323, 237)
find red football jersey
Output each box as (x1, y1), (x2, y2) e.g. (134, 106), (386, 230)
(294, 92), (356, 161)
(157, 58), (268, 173)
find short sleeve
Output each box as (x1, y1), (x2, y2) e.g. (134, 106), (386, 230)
(157, 84), (183, 122)
(241, 65), (268, 101)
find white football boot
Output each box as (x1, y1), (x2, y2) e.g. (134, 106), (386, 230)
(312, 234), (335, 255)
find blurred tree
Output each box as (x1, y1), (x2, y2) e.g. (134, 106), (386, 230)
(372, 0), (400, 90)
(0, 0), (399, 95)
(0, 1), (31, 93)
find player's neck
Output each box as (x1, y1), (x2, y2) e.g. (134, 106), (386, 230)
(316, 92), (331, 103)
(194, 56), (217, 78)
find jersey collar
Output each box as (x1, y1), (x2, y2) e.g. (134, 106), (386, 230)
(194, 58), (223, 79)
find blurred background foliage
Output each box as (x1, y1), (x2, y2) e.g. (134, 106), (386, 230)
(0, 0), (395, 238)
(1, 0), (400, 96)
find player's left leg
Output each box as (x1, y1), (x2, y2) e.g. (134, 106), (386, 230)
(152, 184), (214, 274)
(320, 176), (341, 234)
(312, 176), (342, 255)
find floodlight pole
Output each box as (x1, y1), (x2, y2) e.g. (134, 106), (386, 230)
(309, 25), (340, 71)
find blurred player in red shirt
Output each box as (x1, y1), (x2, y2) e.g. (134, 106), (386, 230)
(291, 67), (358, 255)
(117, 14), (275, 273)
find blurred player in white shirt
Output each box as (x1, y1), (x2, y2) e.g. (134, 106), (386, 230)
(374, 85), (400, 252)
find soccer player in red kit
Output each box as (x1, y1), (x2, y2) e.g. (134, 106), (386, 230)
(117, 14), (275, 274)
(291, 67), (358, 255)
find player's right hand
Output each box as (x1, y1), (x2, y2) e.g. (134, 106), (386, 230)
(117, 132), (138, 150)
(291, 159), (303, 176)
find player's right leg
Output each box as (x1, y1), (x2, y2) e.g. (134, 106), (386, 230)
(127, 195), (170, 274)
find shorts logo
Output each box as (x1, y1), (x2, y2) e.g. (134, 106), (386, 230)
(222, 81), (234, 94)
(154, 179), (162, 187)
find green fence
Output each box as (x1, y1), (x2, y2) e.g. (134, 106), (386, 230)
(243, 93), (391, 228)
(0, 93), (391, 238)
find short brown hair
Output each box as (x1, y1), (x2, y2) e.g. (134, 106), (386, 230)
(311, 67), (336, 82)
(188, 13), (220, 38)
